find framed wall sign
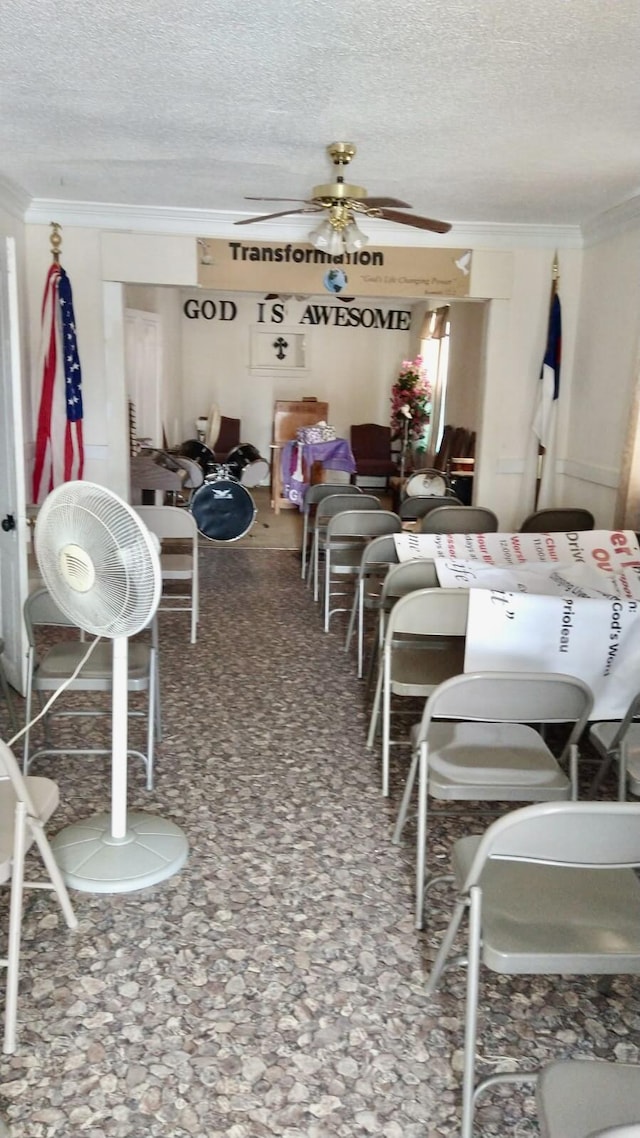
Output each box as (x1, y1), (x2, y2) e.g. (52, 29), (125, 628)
(250, 326), (307, 373)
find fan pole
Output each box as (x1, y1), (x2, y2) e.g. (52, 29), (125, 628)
(111, 636), (128, 840)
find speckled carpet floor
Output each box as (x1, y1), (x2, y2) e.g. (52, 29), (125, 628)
(1, 546), (639, 1137)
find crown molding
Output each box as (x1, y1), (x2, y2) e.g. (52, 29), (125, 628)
(24, 197), (583, 249)
(581, 192), (640, 247)
(0, 176), (31, 219)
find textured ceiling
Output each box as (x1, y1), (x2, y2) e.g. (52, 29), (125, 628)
(2, 0), (640, 227)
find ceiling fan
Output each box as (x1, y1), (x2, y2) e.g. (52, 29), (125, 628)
(234, 142), (451, 239)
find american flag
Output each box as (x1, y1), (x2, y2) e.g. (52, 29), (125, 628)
(32, 263), (84, 503)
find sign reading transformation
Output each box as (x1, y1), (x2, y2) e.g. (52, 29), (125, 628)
(197, 238), (472, 299)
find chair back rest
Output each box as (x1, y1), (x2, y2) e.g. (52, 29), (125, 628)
(399, 495), (462, 520)
(350, 423), (392, 461)
(358, 534), (400, 572)
(419, 505), (499, 533)
(465, 802), (640, 889)
(0, 738), (39, 819)
(386, 587), (468, 639)
(519, 507), (596, 533)
(382, 558), (440, 600)
(316, 493), (380, 522)
(303, 483), (362, 514)
(327, 510), (401, 540)
(422, 671), (593, 733)
(135, 505), (198, 542)
(24, 587), (77, 645)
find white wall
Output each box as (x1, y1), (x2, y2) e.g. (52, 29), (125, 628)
(446, 301), (486, 433)
(179, 291), (412, 458)
(563, 228), (640, 524)
(18, 222), (640, 531)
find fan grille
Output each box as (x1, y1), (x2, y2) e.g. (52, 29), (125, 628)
(35, 482), (162, 637)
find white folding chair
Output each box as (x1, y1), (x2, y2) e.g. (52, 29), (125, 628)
(323, 510), (402, 633)
(366, 587), (467, 797)
(393, 670), (594, 928)
(424, 801), (640, 1138)
(589, 690), (640, 800)
(300, 483), (362, 581)
(23, 587), (160, 790)
(537, 1060), (640, 1138)
(344, 534), (399, 678)
(0, 737), (77, 1053)
(310, 493), (380, 602)
(135, 505), (199, 644)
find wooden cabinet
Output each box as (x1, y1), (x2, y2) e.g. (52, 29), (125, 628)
(271, 399), (329, 513)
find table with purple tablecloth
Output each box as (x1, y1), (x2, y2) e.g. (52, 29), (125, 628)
(280, 439), (356, 506)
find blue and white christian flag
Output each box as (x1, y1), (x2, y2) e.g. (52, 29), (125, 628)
(531, 290), (562, 509)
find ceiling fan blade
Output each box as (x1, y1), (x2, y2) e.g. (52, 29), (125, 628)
(353, 196), (412, 208)
(244, 196), (312, 203)
(376, 209), (451, 234)
(234, 207), (322, 226)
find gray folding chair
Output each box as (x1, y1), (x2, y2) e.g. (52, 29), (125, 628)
(310, 493), (380, 603)
(300, 482), (362, 581)
(23, 587), (160, 790)
(424, 801), (640, 1138)
(537, 1060), (640, 1138)
(520, 506), (595, 533)
(366, 587), (467, 796)
(589, 690), (640, 800)
(399, 494), (462, 522)
(323, 510), (402, 633)
(344, 534), (399, 678)
(135, 505), (199, 643)
(419, 505), (499, 533)
(393, 670), (594, 928)
(365, 556), (442, 694)
(0, 738), (77, 1053)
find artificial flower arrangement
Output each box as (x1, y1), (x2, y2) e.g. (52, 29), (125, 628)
(390, 356), (432, 443)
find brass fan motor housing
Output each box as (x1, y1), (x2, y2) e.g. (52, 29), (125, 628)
(312, 141), (366, 202)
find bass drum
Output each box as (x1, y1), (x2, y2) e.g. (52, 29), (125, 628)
(404, 470), (449, 498)
(190, 478), (257, 542)
(225, 443), (270, 488)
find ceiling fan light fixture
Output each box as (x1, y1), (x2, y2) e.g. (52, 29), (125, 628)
(309, 219), (344, 256)
(344, 219), (368, 254)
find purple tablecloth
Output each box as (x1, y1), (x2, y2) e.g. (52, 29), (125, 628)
(281, 439), (356, 506)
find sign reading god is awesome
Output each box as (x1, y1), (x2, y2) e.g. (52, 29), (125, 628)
(197, 238), (472, 299)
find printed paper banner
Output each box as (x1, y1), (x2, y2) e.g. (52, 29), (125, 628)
(464, 588), (640, 720)
(394, 530), (640, 587)
(434, 557), (640, 600)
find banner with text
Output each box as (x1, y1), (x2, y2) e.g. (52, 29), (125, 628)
(464, 588), (640, 719)
(394, 530), (640, 583)
(197, 238), (472, 299)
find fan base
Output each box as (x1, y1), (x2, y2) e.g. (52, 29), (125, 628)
(51, 811), (189, 894)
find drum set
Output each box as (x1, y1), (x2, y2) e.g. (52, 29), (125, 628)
(165, 440), (270, 542)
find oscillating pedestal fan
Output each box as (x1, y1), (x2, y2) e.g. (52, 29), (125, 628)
(34, 481), (189, 893)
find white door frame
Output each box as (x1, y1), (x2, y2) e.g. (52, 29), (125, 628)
(0, 236), (29, 695)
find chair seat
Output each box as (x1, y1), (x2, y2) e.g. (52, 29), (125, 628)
(35, 642), (151, 688)
(452, 836), (640, 972)
(425, 721), (570, 796)
(390, 640), (465, 695)
(537, 1060), (640, 1138)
